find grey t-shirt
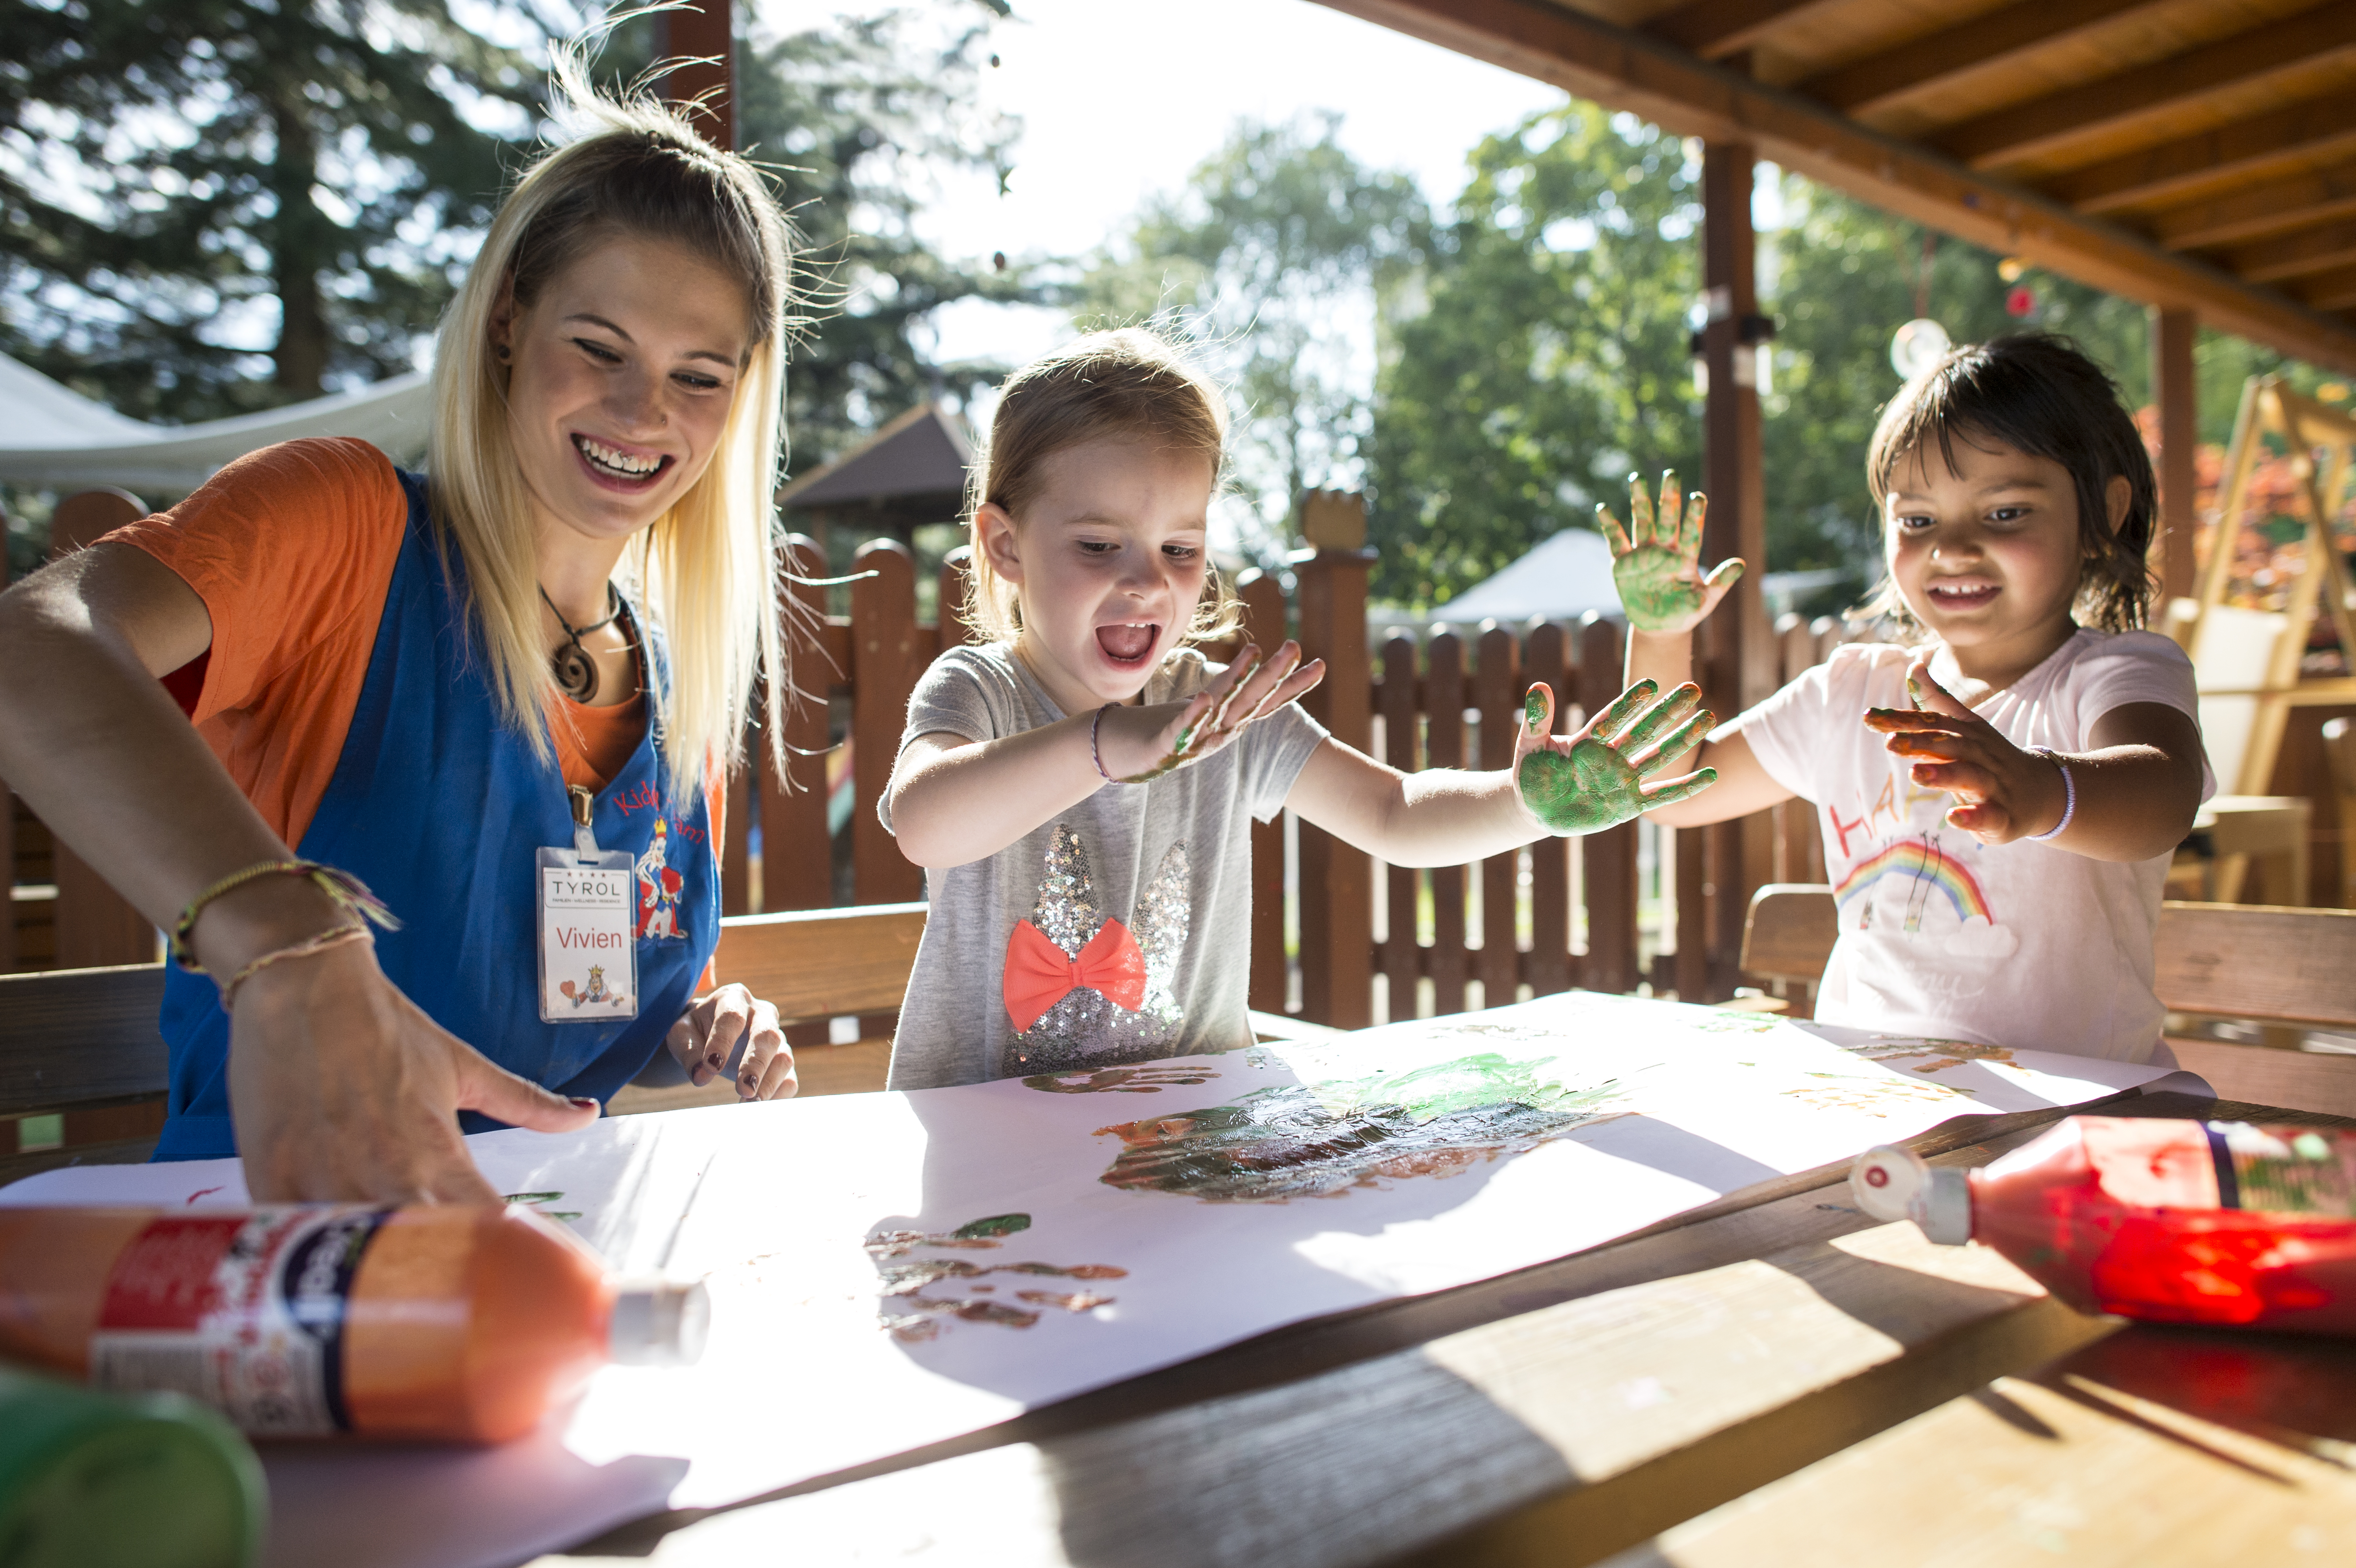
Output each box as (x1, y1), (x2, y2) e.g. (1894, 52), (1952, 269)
(880, 643), (1328, 1089)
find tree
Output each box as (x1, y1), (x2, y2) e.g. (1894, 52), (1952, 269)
(1080, 116), (1428, 565)
(1368, 106), (1700, 608)
(1, 0), (545, 422)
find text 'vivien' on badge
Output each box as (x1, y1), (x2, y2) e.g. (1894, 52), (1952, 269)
(537, 846), (639, 1023)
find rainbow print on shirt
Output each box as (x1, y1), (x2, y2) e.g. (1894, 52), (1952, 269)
(1834, 835), (1995, 934)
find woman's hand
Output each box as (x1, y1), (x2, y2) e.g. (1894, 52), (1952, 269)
(1861, 660), (2067, 845)
(1514, 679), (1718, 835)
(1598, 470), (1745, 636)
(1093, 640), (1326, 784)
(229, 937), (600, 1204)
(666, 984), (795, 1100)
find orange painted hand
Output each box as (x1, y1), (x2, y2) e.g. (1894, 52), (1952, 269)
(1861, 659), (2070, 845)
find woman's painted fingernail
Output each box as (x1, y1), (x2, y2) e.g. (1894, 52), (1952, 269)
(569, 1097), (599, 1109)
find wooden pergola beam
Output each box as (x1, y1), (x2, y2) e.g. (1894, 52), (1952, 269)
(1796, 0), (2160, 118)
(2047, 93), (2356, 218)
(658, 0), (735, 150)
(1646, 0), (1824, 60)
(2299, 265), (2356, 313)
(1310, 0), (2356, 373)
(2149, 157), (2356, 251)
(1935, 6), (2356, 172)
(2220, 218), (2356, 284)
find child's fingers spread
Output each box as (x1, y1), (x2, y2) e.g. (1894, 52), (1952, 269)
(1861, 706), (1971, 734)
(1627, 472), (1655, 545)
(1906, 659), (1974, 719)
(1658, 470), (1683, 546)
(1523, 682), (1553, 738)
(1701, 555), (1743, 592)
(1614, 684), (1702, 755)
(1883, 731), (1965, 761)
(1590, 678), (1661, 741)
(1633, 711), (1714, 776)
(1597, 502), (1633, 556)
(1639, 767), (1718, 808)
(1682, 487), (1707, 557)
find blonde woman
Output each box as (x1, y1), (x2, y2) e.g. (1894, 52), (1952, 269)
(0, 76), (802, 1202)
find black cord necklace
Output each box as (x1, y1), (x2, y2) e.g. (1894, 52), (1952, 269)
(540, 583), (623, 702)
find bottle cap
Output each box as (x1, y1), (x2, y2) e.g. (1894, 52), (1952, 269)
(1850, 1145), (1927, 1221)
(1912, 1167), (1973, 1245)
(609, 1280), (711, 1367)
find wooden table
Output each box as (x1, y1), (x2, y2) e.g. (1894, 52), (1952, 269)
(528, 1090), (2356, 1568)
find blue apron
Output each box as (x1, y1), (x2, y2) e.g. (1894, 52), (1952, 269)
(154, 468), (721, 1161)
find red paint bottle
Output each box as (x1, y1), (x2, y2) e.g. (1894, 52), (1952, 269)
(1852, 1117), (2356, 1334)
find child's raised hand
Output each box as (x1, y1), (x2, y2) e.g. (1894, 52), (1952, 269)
(1861, 659), (2069, 845)
(1514, 679), (1718, 836)
(1598, 470), (1745, 636)
(1093, 641), (1326, 785)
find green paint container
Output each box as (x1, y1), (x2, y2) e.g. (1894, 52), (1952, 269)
(0, 1364), (266, 1568)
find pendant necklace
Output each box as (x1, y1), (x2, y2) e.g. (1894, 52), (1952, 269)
(540, 583), (623, 702)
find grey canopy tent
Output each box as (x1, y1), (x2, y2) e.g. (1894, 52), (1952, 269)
(0, 352), (432, 494)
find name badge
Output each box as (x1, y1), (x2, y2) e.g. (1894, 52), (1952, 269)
(537, 846), (639, 1023)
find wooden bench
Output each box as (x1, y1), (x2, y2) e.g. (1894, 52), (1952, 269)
(1739, 886), (2356, 1117)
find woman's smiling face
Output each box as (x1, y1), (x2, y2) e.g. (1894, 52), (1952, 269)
(494, 233), (751, 546)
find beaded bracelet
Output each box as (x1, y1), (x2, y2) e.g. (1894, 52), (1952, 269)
(1090, 703), (1121, 783)
(219, 923), (373, 1013)
(171, 860), (400, 973)
(2025, 747), (2077, 842)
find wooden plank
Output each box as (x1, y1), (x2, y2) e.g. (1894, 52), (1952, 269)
(1476, 625), (1521, 1010)
(849, 542), (924, 907)
(0, 1134), (163, 1192)
(1581, 616), (1639, 995)
(1306, 0), (2356, 374)
(2299, 262), (2356, 311)
(2048, 88), (2356, 217)
(2152, 305), (2198, 606)
(2154, 1034), (2356, 1119)
(1607, 1324), (2356, 1567)
(1427, 630), (1470, 1014)
(1379, 634), (1424, 1017)
(1739, 883), (1837, 987)
(0, 963), (167, 1119)
(709, 903), (926, 1025)
(2149, 155), (2356, 250)
(2220, 216), (2356, 283)
(1645, 0), (1827, 61)
(1932, 7), (2356, 172)
(536, 1132), (2111, 1568)
(2153, 900), (2356, 1025)
(762, 535), (834, 913)
(1294, 537), (1375, 1029)
(1525, 622), (1574, 997)
(1237, 570), (1291, 1017)
(1794, 0), (2162, 117)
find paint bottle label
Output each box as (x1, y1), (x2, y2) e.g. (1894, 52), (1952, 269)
(88, 1207), (390, 1436)
(2214, 1123), (2356, 1216)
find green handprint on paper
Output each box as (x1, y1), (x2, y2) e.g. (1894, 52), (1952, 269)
(1597, 470), (1745, 635)
(1517, 678), (1718, 835)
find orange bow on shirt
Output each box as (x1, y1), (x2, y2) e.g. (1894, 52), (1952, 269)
(1003, 918), (1147, 1033)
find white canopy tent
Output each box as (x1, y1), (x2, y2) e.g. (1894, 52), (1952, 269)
(0, 352), (431, 494)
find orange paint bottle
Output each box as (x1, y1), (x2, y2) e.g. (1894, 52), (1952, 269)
(1854, 1117), (2356, 1334)
(0, 1205), (706, 1443)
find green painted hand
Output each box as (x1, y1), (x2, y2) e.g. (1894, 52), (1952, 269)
(1515, 678), (1719, 836)
(1597, 470), (1745, 635)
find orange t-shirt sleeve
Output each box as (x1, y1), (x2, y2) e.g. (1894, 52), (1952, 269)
(108, 437), (408, 848)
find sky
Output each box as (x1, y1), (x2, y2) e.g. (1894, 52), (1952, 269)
(755, 0), (1572, 367)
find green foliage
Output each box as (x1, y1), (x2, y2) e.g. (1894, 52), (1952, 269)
(1078, 115), (1428, 562)
(0, 0), (543, 419)
(1367, 107), (1701, 608)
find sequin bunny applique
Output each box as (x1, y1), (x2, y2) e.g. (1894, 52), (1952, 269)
(1001, 825), (1189, 1077)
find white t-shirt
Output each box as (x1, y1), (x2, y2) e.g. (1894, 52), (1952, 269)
(1736, 629), (2212, 1062)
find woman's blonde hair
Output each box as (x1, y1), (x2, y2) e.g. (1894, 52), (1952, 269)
(428, 51), (794, 801)
(962, 328), (1240, 648)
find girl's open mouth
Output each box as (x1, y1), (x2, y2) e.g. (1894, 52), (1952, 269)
(1925, 581), (1999, 612)
(1096, 622), (1159, 665)
(572, 434), (673, 490)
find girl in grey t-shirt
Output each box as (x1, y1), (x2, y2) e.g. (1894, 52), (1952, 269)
(882, 330), (1719, 1089)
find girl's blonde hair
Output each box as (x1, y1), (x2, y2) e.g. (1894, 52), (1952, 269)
(962, 328), (1240, 647)
(428, 52), (794, 801)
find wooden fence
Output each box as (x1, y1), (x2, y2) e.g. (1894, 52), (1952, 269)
(8, 512), (1853, 1030)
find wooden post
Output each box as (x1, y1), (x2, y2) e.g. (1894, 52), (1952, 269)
(1378, 632), (1423, 1020)
(1425, 628), (1469, 1015)
(849, 540), (923, 907)
(0, 519), (11, 971)
(1524, 621), (1574, 996)
(1238, 569), (1291, 1016)
(1699, 140), (1774, 1001)
(1475, 624), (1521, 1009)
(50, 489), (161, 969)
(1580, 614), (1639, 994)
(2153, 306), (2199, 608)
(761, 535), (833, 913)
(657, 0), (734, 150)
(1293, 493), (1374, 1029)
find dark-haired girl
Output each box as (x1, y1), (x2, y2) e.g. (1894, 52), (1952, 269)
(1607, 332), (2210, 1061)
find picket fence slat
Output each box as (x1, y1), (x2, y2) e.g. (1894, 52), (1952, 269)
(1426, 630), (1470, 1017)
(1378, 634), (1421, 1017)
(1475, 626), (1521, 1009)
(1525, 621), (1574, 998)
